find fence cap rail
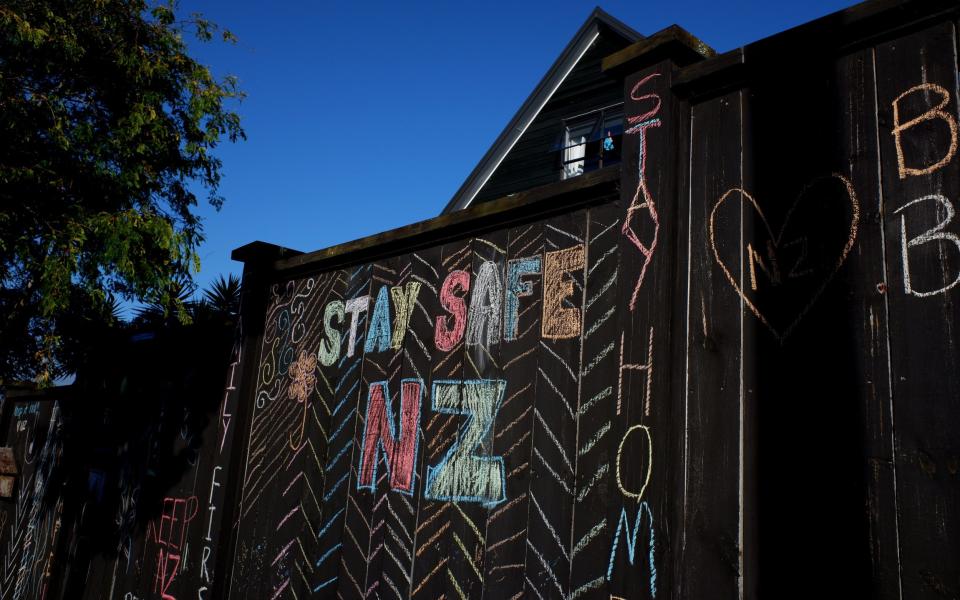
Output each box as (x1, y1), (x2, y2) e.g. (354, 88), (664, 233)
(232, 165), (621, 277)
(672, 0), (960, 100)
(602, 24), (715, 75)
(231, 240), (303, 264)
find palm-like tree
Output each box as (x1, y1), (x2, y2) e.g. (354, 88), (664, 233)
(131, 273), (241, 327)
(202, 274), (241, 317)
(131, 274), (197, 326)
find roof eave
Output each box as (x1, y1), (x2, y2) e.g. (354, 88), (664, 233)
(441, 9), (642, 214)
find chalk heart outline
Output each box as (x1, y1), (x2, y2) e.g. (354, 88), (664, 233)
(708, 173), (860, 343)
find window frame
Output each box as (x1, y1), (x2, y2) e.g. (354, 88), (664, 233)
(559, 102), (624, 180)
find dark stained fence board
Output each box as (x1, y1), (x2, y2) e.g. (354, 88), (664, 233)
(277, 271), (341, 597)
(837, 47), (901, 599)
(209, 270), (268, 600)
(739, 49), (877, 595)
(166, 308), (256, 600)
(358, 256), (405, 600)
(567, 200), (621, 600)
(0, 400), (62, 600)
(447, 230), (508, 600)
(230, 275), (334, 599)
(378, 243), (442, 600)
(480, 221), (544, 600)
(429, 233), (491, 600)
(522, 209), (587, 599)
(609, 59), (687, 600)
(336, 262), (383, 600)
(875, 20), (960, 600)
(683, 88), (745, 600)
(311, 267), (362, 597)
(410, 238), (475, 600)
(664, 64), (696, 600)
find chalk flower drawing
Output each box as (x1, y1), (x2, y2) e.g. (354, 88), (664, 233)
(288, 350), (317, 403)
(287, 350), (316, 450)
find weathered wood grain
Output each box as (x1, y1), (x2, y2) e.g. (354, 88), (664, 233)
(683, 87), (744, 600)
(480, 222), (543, 600)
(875, 20), (960, 600)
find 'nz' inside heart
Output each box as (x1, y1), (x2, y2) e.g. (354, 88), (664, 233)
(709, 174), (860, 342)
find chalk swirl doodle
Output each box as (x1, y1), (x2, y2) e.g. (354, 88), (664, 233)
(289, 277), (315, 345)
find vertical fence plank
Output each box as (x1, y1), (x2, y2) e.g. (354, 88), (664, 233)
(310, 267), (363, 597)
(0, 401), (62, 600)
(522, 209), (587, 599)
(875, 20), (960, 600)
(410, 238), (473, 600)
(330, 265), (374, 599)
(227, 275), (331, 599)
(567, 200), (620, 600)
(832, 47), (900, 598)
(605, 59), (685, 600)
(737, 44), (882, 593)
(480, 222), (544, 600)
(207, 275), (264, 600)
(444, 230), (508, 600)
(359, 256), (406, 600)
(683, 88), (744, 600)
(341, 259), (401, 600)
(376, 244), (441, 600)
(276, 272), (339, 598)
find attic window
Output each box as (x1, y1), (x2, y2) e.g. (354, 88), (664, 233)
(560, 104), (624, 180)
(563, 117), (595, 178)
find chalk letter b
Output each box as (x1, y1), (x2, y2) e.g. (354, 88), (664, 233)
(894, 194), (960, 298)
(892, 83), (958, 179)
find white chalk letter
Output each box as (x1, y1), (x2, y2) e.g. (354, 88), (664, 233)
(894, 194), (960, 297)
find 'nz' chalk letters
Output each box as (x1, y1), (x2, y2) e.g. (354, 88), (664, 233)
(356, 378), (507, 506)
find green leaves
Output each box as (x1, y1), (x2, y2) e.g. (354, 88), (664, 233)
(0, 0), (245, 385)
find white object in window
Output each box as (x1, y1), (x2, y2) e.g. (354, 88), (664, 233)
(563, 135), (586, 179)
(562, 118), (595, 179)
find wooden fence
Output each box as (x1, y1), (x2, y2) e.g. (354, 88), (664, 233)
(1, 1), (958, 598)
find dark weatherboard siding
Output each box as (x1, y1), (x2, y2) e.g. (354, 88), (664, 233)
(473, 30), (634, 204)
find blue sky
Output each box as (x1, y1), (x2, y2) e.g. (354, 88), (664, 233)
(180, 0), (857, 292)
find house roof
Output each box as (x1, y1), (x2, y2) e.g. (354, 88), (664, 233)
(441, 8), (642, 214)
